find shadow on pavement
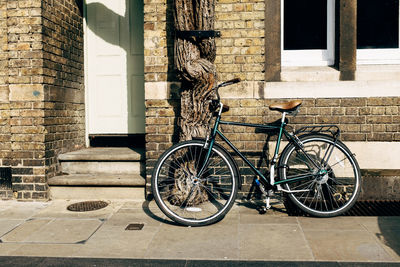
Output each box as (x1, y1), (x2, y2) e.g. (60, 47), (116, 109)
(141, 200), (180, 227)
(378, 217), (400, 258)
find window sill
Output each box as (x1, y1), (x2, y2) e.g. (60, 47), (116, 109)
(280, 65), (400, 82)
(355, 64), (400, 81)
(281, 66), (340, 82)
(264, 65), (400, 98)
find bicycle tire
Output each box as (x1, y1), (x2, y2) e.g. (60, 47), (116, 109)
(151, 140), (239, 226)
(278, 134), (361, 217)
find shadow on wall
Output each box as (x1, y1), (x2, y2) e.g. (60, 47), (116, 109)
(84, 0), (145, 134)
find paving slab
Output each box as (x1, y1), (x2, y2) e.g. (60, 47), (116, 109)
(0, 199), (399, 263)
(240, 213), (298, 225)
(1, 219), (52, 243)
(146, 223), (240, 260)
(356, 217), (400, 260)
(7, 244), (83, 258)
(31, 199), (121, 220)
(303, 230), (395, 261)
(77, 225), (160, 258)
(298, 216), (365, 231)
(0, 244), (23, 257)
(25, 219), (103, 244)
(0, 220), (24, 237)
(239, 224), (314, 261)
(0, 201), (49, 220)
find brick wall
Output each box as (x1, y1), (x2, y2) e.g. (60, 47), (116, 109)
(5, 0), (46, 199)
(215, 0), (264, 82)
(143, 0), (400, 197)
(145, 96), (400, 197)
(0, 0), (12, 199)
(0, 0), (84, 200)
(41, 0), (85, 180)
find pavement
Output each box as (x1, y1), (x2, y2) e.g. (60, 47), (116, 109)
(0, 198), (399, 266)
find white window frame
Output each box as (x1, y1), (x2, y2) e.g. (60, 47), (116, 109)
(357, 3), (400, 65)
(281, 0), (335, 66)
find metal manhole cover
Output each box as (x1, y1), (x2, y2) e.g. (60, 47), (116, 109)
(67, 201), (109, 212)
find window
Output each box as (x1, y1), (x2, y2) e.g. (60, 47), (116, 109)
(281, 0), (335, 66)
(357, 0), (400, 64)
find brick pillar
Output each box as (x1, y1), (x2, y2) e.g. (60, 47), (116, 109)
(1, 0), (85, 200)
(265, 0), (281, 82)
(6, 0), (47, 199)
(0, 0), (13, 199)
(337, 0), (357, 81)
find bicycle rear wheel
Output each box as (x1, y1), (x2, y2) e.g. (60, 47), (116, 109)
(151, 140), (238, 226)
(279, 134), (361, 217)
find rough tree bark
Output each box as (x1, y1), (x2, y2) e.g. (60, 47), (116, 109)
(174, 0), (217, 141)
(170, 0), (218, 205)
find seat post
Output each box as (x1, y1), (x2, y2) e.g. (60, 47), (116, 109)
(281, 112), (287, 123)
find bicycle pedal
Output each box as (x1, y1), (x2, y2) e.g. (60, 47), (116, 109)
(259, 206), (267, 214)
(267, 189), (274, 197)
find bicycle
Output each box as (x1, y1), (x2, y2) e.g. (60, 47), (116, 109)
(151, 78), (361, 226)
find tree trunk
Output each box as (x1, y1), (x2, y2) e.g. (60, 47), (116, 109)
(174, 0), (217, 141)
(170, 0), (218, 205)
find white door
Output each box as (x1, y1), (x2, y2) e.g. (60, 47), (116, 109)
(281, 0), (335, 66)
(85, 0), (145, 134)
(357, 0), (400, 64)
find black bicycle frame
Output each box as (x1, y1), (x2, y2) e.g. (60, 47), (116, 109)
(198, 104), (325, 188)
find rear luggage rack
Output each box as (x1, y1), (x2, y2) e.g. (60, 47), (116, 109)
(294, 125), (340, 139)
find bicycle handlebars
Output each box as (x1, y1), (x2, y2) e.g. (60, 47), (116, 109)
(210, 78), (241, 114)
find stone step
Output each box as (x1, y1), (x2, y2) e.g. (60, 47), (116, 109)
(58, 147), (145, 175)
(49, 186), (145, 200)
(48, 174), (145, 187)
(59, 147), (144, 161)
(60, 161), (142, 175)
(52, 147), (147, 200)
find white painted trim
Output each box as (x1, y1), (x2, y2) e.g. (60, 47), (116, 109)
(356, 3), (400, 65)
(83, 1), (90, 148)
(357, 49), (400, 65)
(264, 80), (400, 99)
(344, 142), (400, 170)
(281, 0), (335, 67)
(147, 80), (400, 100)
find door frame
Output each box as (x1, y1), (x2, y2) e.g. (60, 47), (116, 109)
(83, 0), (145, 146)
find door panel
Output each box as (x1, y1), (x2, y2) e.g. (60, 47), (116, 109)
(86, 0), (145, 134)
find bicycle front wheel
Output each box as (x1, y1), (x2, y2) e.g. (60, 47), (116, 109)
(279, 134), (361, 217)
(151, 140), (238, 226)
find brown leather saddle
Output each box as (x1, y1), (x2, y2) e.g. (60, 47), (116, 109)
(269, 100), (302, 113)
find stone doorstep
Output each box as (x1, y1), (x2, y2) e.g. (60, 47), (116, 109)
(58, 147), (145, 175)
(48, 174), (145, 187)
(49, 186), (145, 200)
(58, 147), (145, 162)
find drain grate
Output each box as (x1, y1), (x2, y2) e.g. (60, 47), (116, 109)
(285, 200), (400, 216)
(67, 201), (108, 212)
(125, 223), (144, 230)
